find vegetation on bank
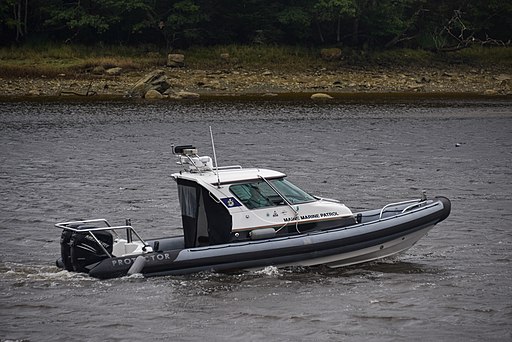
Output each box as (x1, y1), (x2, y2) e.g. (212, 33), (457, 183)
(1, 1), (509, 78)
(2, 1), (510, 51)
(0, 44), (165, 77)
(0, 44), (511, 78)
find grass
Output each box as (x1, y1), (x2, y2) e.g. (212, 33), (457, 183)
(0, 43), (510, 78)
(449, 45), (512, 67)
(344, 46), (512, 69)
(184, 44), (325, 71)
(0, 43), (165, 77)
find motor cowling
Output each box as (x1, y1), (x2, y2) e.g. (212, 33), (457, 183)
(59, 226), (113, 273)
(59, 229), (74, 271)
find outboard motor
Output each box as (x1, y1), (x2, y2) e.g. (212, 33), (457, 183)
(59, 229), (74, 271)
(59, 225), (113, 273)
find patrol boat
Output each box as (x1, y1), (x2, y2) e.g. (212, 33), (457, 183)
(55, 145), (451, 279)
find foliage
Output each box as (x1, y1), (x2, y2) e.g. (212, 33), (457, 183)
(0, 0), (510, 50)
(0, 43), (165, 77)
(1, 42), (510, 78)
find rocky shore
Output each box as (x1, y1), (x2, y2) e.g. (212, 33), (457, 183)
(1, 64), (511, 99)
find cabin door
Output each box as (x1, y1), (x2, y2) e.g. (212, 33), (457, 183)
(176, 179), (232, 247)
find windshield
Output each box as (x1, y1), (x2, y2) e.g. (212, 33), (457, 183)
(270, 178), (316, 204)
(229, 178), (315, 209)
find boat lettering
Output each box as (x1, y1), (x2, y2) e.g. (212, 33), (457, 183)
(282, 212), (339, 222)
(301, 214), (320, 220)
(111, 253), (171, 267)
(320, 211), (338, 218)
(146, 253), (171, 262)
(112, 257), (138, 266)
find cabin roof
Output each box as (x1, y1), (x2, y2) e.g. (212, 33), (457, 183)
(172, 167), (286, 185)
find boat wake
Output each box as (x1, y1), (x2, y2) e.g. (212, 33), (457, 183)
(253, 266), (281, 276)
(0, 261), (95, 284)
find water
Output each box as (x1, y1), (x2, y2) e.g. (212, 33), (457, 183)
(0, 98), (511, 341)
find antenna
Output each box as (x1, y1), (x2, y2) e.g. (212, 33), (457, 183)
(209, 126), (221, 187)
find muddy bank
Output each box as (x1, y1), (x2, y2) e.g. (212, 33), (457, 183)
(1, 66), (511, 99)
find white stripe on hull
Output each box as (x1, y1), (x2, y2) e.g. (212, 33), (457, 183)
(278, 225), (434, 269)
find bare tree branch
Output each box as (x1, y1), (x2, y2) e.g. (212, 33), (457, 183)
(433, 10), (510, 52)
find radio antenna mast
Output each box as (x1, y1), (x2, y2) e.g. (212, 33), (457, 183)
(209, 126), (221, 187)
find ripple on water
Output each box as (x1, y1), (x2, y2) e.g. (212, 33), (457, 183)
(0, 100), (511, 341)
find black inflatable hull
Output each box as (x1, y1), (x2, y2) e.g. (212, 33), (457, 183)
(84, 197), (451, 279)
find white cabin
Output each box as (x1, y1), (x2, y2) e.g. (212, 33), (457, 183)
(171, 146), (354, 248)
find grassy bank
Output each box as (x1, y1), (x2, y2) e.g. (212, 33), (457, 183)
(0, 44), (511, 78)
(0, 44), (165, 77)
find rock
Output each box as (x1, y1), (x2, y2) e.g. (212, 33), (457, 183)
(144, 89), (163, 99)
(500, 79), (511, 89)
(130, 69), (171, 97)
(311, 93), (333, 100)
(416, 76), (430, 83)
(92, 66), (105, 75)
(495, 74), (511, 82)
(171, 91), (200, 99)
(442, 71), (456, 77)
(409, 84), (425, 92)
(262, 71), (272, 76)
(483, 89), (498, 96)
(167, 53), (185, 67)
(320, 48), (342, 61)
(180, 91), (200, 99)
(105, 67), (122, 76)
(27, 89), (40, 96)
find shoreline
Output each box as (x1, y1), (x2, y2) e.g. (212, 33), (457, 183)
(1, 66), (510, 101)
(1, 92), (510, 104)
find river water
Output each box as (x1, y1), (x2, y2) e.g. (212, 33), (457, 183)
(0, 97), (511, 341)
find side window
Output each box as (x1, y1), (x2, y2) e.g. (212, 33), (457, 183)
(230, 181), (283, 209)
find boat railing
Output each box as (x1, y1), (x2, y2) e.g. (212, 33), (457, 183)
(217, 165), (243, 170)
(55, 219), (149, 259)
(379, 199), (424, 219)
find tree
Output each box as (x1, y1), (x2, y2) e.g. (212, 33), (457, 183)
(359, 0), (424, 48)
(162, 0), (204, 48)
(313, 0), (356, 43)
(277, 5), (313, 43)
(42, 0), (124, 43)
(0, 0), (29, 42)
(417, 0), (512, 51)
(0, 0), (510, 49)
